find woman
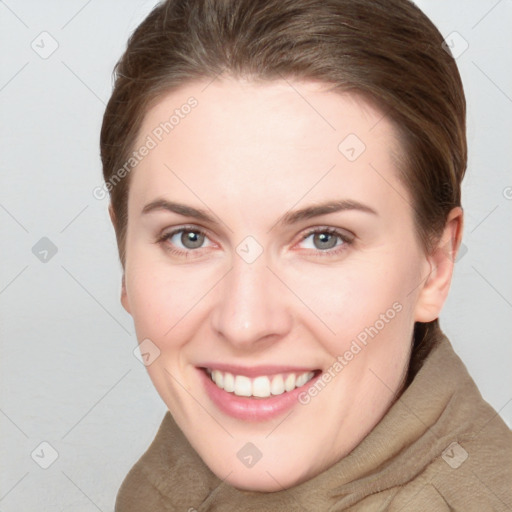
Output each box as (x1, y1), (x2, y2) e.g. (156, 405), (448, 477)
(100, 0), (512, 510)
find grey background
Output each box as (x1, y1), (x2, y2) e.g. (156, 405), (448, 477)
(1, 1), (511, 510)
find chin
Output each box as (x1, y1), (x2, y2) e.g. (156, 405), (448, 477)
(210, 455), (315, 493)
(226, 472), (297, 493)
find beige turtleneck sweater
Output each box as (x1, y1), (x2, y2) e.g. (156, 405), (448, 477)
(115, 330), (512, 511)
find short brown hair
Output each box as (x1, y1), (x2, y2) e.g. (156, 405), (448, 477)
(100, 0), (467, 359)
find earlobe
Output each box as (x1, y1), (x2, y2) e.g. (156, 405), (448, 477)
(108, 203), (117, 229)
(120, 274), (131, 314)
(109, 204), (130, 313)
(414, 207), (464, 322)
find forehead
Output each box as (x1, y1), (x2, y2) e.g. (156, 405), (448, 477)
(129, 77), (407, 222)
(138, 77), (394, 150)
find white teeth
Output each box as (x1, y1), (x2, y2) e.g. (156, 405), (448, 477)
(270, 374), (284, 395)
(207, 369), (316, 398)
(252, 376), (271, 397)
(296, 373), (309, 387)
(223, 372), (235, 392)
(212, 370), (223, 388)
(234, 375), (252, 397)
(284, 374), (296, 392)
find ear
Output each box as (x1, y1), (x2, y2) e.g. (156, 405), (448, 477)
(120, 273), (131, 314)
(108, 203), (117, 229)
(109, 203), (131, 314)
(414, 206), (464, 322)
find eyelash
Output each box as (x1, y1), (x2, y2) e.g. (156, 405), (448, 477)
(156, 225), (353, 259)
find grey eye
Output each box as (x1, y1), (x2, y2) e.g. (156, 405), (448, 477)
(300, 231), (344, 251)
(312, 232), (338, 250)
(170, 230), (207, 250)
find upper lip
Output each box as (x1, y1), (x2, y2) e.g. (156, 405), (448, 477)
(198, 363), (320, 377)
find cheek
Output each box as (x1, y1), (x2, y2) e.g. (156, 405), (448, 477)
(294, 263), (396, 322)
(290, 251), (419, 351)
(124, 252), (214, 342)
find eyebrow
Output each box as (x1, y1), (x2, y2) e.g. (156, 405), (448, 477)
(141, 198), (378, 226)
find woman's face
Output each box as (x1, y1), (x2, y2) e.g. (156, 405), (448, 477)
(121, 78), (434, 491)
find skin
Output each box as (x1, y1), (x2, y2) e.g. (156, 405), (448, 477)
(113, 77), (463, 492)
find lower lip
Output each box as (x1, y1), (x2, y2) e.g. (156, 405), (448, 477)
(198, 368), (322, 422)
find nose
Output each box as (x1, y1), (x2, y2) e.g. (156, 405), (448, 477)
(210, 252), (293, 351)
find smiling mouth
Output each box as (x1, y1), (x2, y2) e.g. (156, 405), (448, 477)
(202, 368), (321, 399)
